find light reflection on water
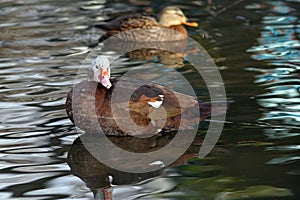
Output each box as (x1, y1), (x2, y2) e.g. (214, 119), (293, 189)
(0, 0), (300, 199)
(0, 0), (102, 199)
(247, 1), (300, 124)
(246, 0), (300, 181)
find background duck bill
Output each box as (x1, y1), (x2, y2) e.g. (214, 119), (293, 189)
(182, 21), (198, 27)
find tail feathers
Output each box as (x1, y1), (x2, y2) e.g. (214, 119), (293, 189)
(94, 21), (121, 31)
(199, 100), (232, 121)
(180, 100), (231, 124)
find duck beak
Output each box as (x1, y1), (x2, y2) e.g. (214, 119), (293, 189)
(182, 20), (198, 27)
(99, 68), (112, 89)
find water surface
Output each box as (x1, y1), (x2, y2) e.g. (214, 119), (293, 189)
(0, 0), (300, 199)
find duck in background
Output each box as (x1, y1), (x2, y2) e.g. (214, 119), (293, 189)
(67, 132), (204, 200)
(95, 6), (198, 41)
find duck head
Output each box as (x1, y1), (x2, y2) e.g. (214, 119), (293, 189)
(88, 56), (112, 89)
(159, 6), (198, 27)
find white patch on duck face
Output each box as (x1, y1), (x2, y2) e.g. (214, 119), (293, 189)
(89, 61), (100, 82)
(147, 100), (163, 108)
(93, 68), (100, 82)
(90, 56), (111, 82)
(158, 95), (164, 100)
(94, 56), (110, 69)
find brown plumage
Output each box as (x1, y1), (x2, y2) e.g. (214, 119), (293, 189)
(66, 79), (207, 136)
(65, 56), (228, 136)
(96, 6), (198, 41)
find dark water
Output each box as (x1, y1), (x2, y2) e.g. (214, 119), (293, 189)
(0, 0), (300, 199)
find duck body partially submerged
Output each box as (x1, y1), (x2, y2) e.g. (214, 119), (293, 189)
(66, 56), (222, 136)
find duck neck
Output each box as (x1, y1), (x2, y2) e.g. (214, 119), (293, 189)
(169, 25), (187, 36)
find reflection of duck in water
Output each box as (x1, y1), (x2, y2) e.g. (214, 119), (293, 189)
(127, 48), (186, 68)
(103, 37), (189, 68)
(66, 56), (227, 136)
(96, 6), (198, 41)
(67, 133), (201, 200)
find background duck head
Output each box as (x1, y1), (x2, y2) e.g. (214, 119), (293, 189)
(159, 6), (198, 28)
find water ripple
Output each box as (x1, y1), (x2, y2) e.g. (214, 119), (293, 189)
(247, 0), (300, 127)
(0, 0), (96, 198)
(245, 1), (300, 184)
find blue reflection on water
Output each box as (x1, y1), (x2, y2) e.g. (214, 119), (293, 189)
(246, 0), (300, 174)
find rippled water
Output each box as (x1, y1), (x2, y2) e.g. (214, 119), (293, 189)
(0, 0), (300, 199)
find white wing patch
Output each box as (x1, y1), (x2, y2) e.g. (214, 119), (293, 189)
(149, 160), (165, 167)
(147, 100), (163, 108)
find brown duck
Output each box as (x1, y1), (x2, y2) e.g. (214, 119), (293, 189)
(96, 6), (198, 41)
(66, 56), (225, 136)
